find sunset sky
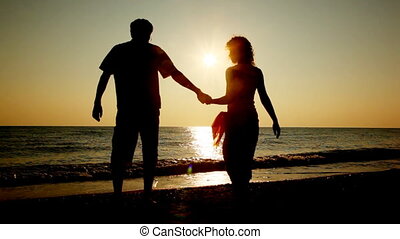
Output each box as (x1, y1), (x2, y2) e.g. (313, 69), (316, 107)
(0, 0), (399, 127)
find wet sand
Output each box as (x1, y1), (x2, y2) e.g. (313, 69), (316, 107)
(2, 158), (400, 201)
(1, 169), (400, 223)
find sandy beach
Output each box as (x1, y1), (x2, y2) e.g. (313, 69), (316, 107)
(1, 168), (400, 223)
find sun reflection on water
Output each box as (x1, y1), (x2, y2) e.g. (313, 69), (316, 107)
(184, 171), (230, 187)
(188, 126), (223, 160)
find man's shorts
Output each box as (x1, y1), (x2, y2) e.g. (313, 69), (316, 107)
(110, 109), (160, 171)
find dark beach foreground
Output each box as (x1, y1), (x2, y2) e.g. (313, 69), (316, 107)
(1, 169), (400, 224)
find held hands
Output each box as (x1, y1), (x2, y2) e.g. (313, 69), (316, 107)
(197, 91), (212, 104)
(273, 122), (280, 139)
(92, 103), (103, 122)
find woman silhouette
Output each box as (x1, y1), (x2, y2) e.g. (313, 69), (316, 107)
(209, 36), (280, 197)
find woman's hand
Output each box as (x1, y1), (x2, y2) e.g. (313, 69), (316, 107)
(273, 122), (280, 139)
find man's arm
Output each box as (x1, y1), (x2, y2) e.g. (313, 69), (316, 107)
(92, 71), (111, 122)
(170, 70), (211, 104)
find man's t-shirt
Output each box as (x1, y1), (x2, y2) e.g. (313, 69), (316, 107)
(100, 41), (177, 112)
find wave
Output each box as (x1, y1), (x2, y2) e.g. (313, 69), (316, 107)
(0, 145), (110, 156)
(1, 148), (400, 187)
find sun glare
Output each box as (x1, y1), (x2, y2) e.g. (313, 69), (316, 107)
(203, 53), (216, 67)
(189, 127), (222, 160)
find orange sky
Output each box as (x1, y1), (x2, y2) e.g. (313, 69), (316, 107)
(0, 0), (399, 127)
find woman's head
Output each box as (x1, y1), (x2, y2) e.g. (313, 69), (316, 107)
(226, 36), (254, 65)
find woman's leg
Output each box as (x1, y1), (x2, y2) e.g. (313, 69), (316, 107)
(223, 117), (259, 196)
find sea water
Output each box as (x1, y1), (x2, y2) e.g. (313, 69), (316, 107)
(1, 127), (400, 200)
(1, 127), (399, 167)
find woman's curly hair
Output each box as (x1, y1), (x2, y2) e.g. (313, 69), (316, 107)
(226, 36), (255, 65)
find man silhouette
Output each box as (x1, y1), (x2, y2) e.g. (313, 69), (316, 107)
(92, 19), (211, 198)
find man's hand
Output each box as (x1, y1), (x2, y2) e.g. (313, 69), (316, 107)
(197, 91), (212, 104)
(273, 122), (280, 139)
(92, 103), (103, 122)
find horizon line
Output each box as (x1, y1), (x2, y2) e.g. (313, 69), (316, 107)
(0, 125), (399, 129)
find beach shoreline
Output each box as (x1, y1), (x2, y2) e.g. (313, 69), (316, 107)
(1, 157), (400, 202)
(1, 168), (400, 223)
(2, 148), (400, 187)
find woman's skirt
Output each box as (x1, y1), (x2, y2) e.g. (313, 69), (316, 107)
(223, 109), (259, 185)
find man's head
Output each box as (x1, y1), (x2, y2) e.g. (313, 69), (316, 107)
(130, 19), (153, 43)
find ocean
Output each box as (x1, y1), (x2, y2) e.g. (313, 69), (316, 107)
(1, 127), (400, 188)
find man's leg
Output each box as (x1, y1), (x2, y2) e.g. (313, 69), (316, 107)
(111, 124), (138, 195)
(140, 111), (159, 197)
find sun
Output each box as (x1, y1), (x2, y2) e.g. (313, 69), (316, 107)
(203, 53), (217, 67)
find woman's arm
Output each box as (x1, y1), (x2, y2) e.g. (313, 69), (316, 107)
(211, 68), (234, 105)
(257, 70), (280, 138)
